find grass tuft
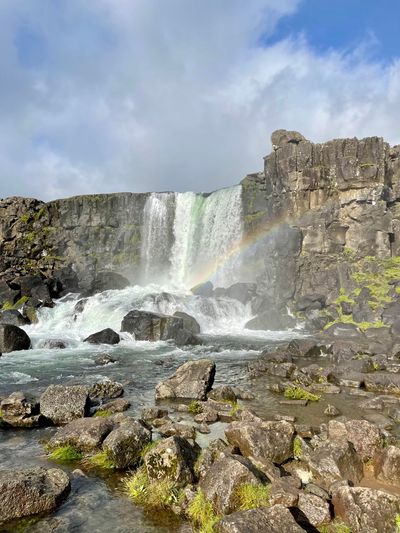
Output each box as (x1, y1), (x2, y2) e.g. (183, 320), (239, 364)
(124, 467), (181, 509)
(293, 436), (303, 460)
(49, 445), (83, 462)
(318, 519), (352, 532)
(234, 482), (271, 511)
(86, 450), (115, 469)
(284, 386), (320, 402)
(188, 400), (203, 415)
(188, 489), (222, 533)
(93, 409), (112, 417)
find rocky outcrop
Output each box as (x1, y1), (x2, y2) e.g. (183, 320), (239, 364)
(155, 359), (216, 400)
(0, 467), (70, 523)
(0, 324), (31, 353)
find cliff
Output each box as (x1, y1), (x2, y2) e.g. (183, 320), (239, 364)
(2, 129), (400, 331)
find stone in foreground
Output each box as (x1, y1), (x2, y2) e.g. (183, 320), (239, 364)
(40, 385), (90, 425)
(83, 328), (120, 345)
(47, 417), (115, 452)
(215, 504), (305, 533)
(0, 467), (70, 523)
(0, 324), (31, 353)
(333, 486), (400, 533)
(155, 359), (215, 400)
(0, 391), (42, 428)
(102, 418), (151, 469)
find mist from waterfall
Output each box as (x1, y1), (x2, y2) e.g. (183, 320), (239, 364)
(140, 186), (244, 289)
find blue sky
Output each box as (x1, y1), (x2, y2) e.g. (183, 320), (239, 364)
(0, 0), (399, 200)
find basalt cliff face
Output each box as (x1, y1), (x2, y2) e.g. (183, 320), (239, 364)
(1, 129), (400, 331)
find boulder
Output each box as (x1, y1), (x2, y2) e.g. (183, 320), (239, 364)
(297, 493), (330, 527)
(191, 281), (214, 297)
(215, 504), (305, 533)
(94, 353), (116, 366)
(245, 309), (295, 331)
(0, 324), (31, 353)
(40, 385), (90, 425)
(225, 417), (294, 464)
(214, 282), (257, 304)
(102, 418), (151, 469)
(208, 385), (238, 402)
(0, 280), (19, 308)
(195, 439), (229, 480)
(0, 467), (70, 523)
(47, 417), (115, 452)
(155, 359), (215, 400)
(83, 328), (120, 345)
(364, 373), (400, 394)
(375, 445), (400, 486)
(86, 271), (130, 296)
(98, 398), (131, 414)
(0, 391), (42, 428)
(0, 309), (29, 326)
(121, 309), (199, 345)
(333, 486), (400, 533)
(88, 380), (124, 401)
(144, 436), (199, 487)
(200, 454), (266, 515)
(173, 311), (201, 334)
(18, 275), (51, 302)
(328, 419), (383, 461)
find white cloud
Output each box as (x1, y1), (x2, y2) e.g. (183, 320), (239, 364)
(0, 0), (399, 200)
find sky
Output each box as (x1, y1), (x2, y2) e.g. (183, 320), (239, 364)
(0, 0), (400, 200)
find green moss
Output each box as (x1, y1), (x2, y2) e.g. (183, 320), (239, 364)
(293, 436), (303, 460)
(188, 489), (222, 533)
(228, 400), (240, 416)
(324, 314), (387, 332)
(188, 400), (203, 415)
(19, 213), (30, 224)
(234, 483), (271, 510)
(318, 519), (352, 532)
(284, 386), (320, 402)
(124, 467), (181, 509)
(93, 409), (112, 417)
(87, 450), (116, 469)
(34, 207), (46, 220)
(1, 296), (29, 311)
(395, 513), (400, 532)
(49, 445), (83, 462)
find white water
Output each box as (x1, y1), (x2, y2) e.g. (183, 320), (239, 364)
(140, 186), (244, 288)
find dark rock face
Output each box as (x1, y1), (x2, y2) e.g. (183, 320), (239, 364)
(40, 385), (90, 425)
(121, 309), (198, 345)
(0, 324), (31, 353)
(85, 271), (130, 296)
(0, 467), (70, 523)
(173, 311), (201, 334)
(215, 504), (305, 533)
(83, 328), (120, 345)
(155, 359), (216, 400)
(0, 309), (29, 326)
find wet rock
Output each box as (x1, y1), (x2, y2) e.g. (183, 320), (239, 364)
(191, 281), (213, 297)
(324, 404), (341, 417)
(194, 406), (219, 424)
(244, 308), (295, 330)
(0, 309), (29, 326)
(74, 298), (88, 314)
(225, 417), (294, 464)
(121, 309), (199, 345)
(297, 492), (331, 527)
(99, 398), (131, 414)
(208, 385), (238, 402)
(0, 391), (42, 428)
(88, 380), (124, 401)
(216, 282), (257, 304)
(0, 467), (70, 523)
(40, 339), (67, 349)
(47, 417), (115, 452)
(85, 271), (130, 296)
(94, 353), (116, 365)
(83, 328), (120, 345)
(0, 324), (31, 353)
(200, 454), (266, 515)
(155, 359), (215, 400)
(144, 436), (199, 487)
(102, 418), (151, 469)
(0, 280), (20, 308)
(215, 504), (305, 533)
(332, 485), (400, 533)
(375, 445), (400, 486)
(141, 406), (168, 421)
(40, 385), (90, 425)
(173, 311), (201, 334)
(157, 421), (196, 440)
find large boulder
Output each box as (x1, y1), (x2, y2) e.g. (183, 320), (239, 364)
(0, 467), (70, 523)
(245, 309), (294, 331)
(332, 486), (400, 533)
(328, 419), (384, 461)
(375, 445), (400, 486)
(225, 416), (294, 464)
(215, 504), (305, 533)
(102, 418), (151, 469)
(121, 309), (198, 345)
(0, 391), (42, 428)
(173, 311), (201, 334)
(296, 492), (330, 528)
(0, 309), (29, 326)
(144, 436), (199, 487)
(85, 271), (130, 296)
(83, 328), (120, 345)
(47, 417), (115, 452)
(200, 454), (266, 515)
(0, 324), (31, 353)
(88, 380), (124, 401)
(155, 359), (215, 400)
(40, 385), (90, 425)
(18, 275), (51, 302)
